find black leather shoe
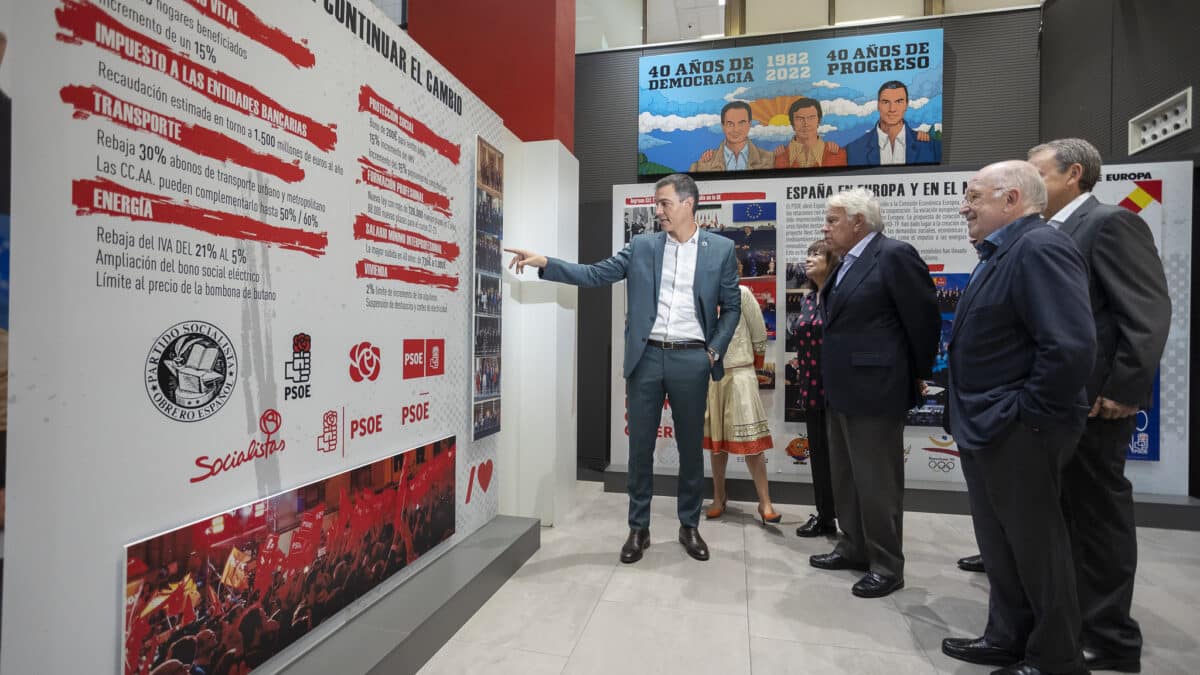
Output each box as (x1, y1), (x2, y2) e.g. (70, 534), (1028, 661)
(795, 514), (838, 538)
(678, 526), (710, 561)
(619, 528), (650, 564)
(957, 553), (986, 573)
(990, 662), (1089, 674)
(1082, 646), (1140, 672)
(851, 571), (904, 598)
(941, 636), (1022, 666)
(809, 551), (868, 571)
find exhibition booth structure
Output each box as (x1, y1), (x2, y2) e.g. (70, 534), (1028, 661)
(594, 21), (1194, 506)
(2, 1), (578, 673)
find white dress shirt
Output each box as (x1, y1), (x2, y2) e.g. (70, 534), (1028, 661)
(649, 228), (705, 342)
(835, 230), (877, 286)
(1048, 192), (1091, 228)
(876, 125), (906, 165)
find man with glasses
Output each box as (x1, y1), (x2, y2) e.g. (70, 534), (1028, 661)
(774, 97), (847, 168)
(941, 160), (1095, 675)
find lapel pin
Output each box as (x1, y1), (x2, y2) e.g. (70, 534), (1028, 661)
(701, 240), (708, 247)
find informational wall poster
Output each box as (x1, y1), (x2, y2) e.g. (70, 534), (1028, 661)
(472, 137), (503, 439)
(123, 436), (456, 675)
(6, 1), (508, 672)
(610, 161), (1191, 495)
(637, 29), (943, 176)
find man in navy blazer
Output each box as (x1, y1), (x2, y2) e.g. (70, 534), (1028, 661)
(506, 173), (741, 564)
(844, 81), (941, 166)
(807, 187), (940, 599)
(1029, 139), (1170, 673)
(940, 161), (1095, 675)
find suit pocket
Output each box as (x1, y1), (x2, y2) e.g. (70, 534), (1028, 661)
(851, 351), (888, 367)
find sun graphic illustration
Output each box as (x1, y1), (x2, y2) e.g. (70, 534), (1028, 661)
(749, 96), (798, 127)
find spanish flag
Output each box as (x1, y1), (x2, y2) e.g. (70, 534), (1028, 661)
(1118, 180), (1162, 214)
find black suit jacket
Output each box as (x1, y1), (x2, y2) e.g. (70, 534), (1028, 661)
(945, 214), (1096, 450)
(820, 232), (940, 417)
(1059, 195), (1171, 408)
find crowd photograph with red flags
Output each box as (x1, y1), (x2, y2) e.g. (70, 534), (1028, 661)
(122, 436), (456, 675)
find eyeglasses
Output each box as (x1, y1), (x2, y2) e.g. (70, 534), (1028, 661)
(961, 187), (1008, 207)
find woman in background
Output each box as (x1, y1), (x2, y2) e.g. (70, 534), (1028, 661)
(703, 285), (779, 524)
(793, 240), (841, 537)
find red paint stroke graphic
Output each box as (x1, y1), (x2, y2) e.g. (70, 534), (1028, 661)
(55, 0), (337, 151)
(353, 214), (460, 261)
(625, 192), (768, 206)
(181, 0), (315, 69)
(356, 259), (459, 291)
(60, 84), (304, 183)
(358, 157), (452, 217)
(358, 85), (461, 164)
(923, 447), (961, 457)
(72, 177), (327, 257)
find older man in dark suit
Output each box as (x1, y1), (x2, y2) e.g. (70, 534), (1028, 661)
(506, 173), (741, 564)
(807, 187), (940, 598)
(941, 161), (1096, 675)
(1028, 138), (1171, 673)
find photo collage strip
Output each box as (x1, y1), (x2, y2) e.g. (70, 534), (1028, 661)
(472, 138), (503, 439)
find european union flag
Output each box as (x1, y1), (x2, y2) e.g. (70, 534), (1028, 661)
(732, 202), (777, 223)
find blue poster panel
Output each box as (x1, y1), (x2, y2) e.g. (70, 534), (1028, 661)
(638, 29), (944, 175)
(1127, 375), (1160, 461)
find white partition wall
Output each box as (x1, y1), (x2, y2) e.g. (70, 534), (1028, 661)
(499, 140), (579, 525)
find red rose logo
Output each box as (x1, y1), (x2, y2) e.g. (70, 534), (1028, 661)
(293, 333), (311, 353)
(259, 409), (282, 436)
(349, 341), (381, 382)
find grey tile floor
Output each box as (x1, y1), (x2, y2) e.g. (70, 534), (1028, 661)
(420, 481), (1200, 674)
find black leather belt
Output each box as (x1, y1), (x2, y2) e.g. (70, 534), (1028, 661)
(646, 339), (707, 350)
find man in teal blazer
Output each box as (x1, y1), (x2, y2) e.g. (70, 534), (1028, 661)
(507, 173), (741, 563)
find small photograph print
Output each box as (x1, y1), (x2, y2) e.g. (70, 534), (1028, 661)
(476, 232), (502, 274)
(623, 206), (658, 242)
(474, 316), (500, 356)
(473, 398), (501, 439)
(476, 188), (502, 238)
(477, 137), (504, 195)
(474, 356), (500, 400)
(475, 273), (501, 317)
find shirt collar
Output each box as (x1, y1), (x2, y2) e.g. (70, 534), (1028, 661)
(722, 143), (749, 163)
(666, 226), (700, 247)
(981, 214), (1025, 253)
(846, 230), (878, 259)
(876, 125), (906, 149)
(1048, 192), (1091, 226)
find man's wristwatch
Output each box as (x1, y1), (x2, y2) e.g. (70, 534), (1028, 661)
(707, 348), (720, 361)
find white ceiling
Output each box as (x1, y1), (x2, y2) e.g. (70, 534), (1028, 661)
(647, 0), (726, 44)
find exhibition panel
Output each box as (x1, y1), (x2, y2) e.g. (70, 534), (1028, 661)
(610, 162), (1192, 495)
(3, 1), (518, 672)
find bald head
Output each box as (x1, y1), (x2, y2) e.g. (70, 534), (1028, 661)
(960, 160), (1046, 242)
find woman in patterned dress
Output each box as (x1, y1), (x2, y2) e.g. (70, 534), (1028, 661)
(702, 285), (779, 524)
(794, 240), (841, 537)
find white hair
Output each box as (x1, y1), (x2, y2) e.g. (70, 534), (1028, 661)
(826, 187), (884, 232)
(984, 160), (1048, 214)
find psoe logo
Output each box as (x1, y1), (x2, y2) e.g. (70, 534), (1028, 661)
(403, 338), (446, 379)
(318, 410), (339, 454)
(285, 332), (312, 400)
(146, 320), (237, 422)
(349, 341), (381, 382)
